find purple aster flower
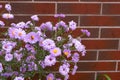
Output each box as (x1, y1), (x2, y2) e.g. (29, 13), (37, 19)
(14, 52), (23, 61)
(59, 63), (70, 76)
(2, 41), (16, 52)
(20, 65), (26, 73)
(14, 76), (24, 80)
(42, 39), (56, 50)
(57, 36), (62, 41)
(50, 47), (61, 57)
(0, 5), (2, 8)
(11, 23), (16, 27)
(5, 4), (11, 11)
(5, 53), (13, 62)
(81, 29), (91, 37)
(16, 22), (26, 28)
(25, 21), (33, 28)
(0, 63), (3, 73)
(24, 32), (39, 44)
(40, 61), (46, 68)
(31, 15), (39, 21)
(1, 72), (13, 77)
(15, 28), (26, 40)
(2, 13), (14, 19)
(72, 52), (79, 63)
(28, 62), (38, 71)
(55, 21), (68, 31)
(46, 73), (54, 80)
(44, 55), (56, 66)
(69, 20), (77, 30)
(40, 22), (53, 31)
(63, 49), (71, 58)
(8, 27), (18, 38)
(72, 65), (78, 75)
(56, 78), (62, 80)
(0, 20), (5, 27)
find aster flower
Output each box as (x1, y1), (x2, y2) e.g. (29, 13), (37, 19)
(50, 47), (61, 57)
(2, 13), (14, 19)
(57, 36), (62, 41)
(63, 49), (71, 58)
(44, 55), (56, 66)
(72, 52), (79, 63)
(0, 20), (5, 27)
(72, 65), (78, 75)
(59, 63), (70, 76)
(40, 22), (53, 31)
(55, 21), (68, 32)
(5, 53), (13, 62)
(25, 21), (33, 28)
(0, 63), (3, 73)
(24, 32), (39, 44)
(31, 15), (39, 21)
(15, 28), (26, 40)
(16, 22), (26, 28)
(14, 76), (24, 80)
(11, 23), (16, 27)
(2, 41), (16, 52)
(81, 29), (91, 37)
(46, 73), (54, 80)
(42, 39), (56, 50)
(14, 52), (23, 61)
(8, 27), (18, 38)
(69, 20), (77, 30)
(5, 4), (11, 11)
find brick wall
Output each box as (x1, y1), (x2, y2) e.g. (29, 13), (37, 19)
(0, 0), (120, 80)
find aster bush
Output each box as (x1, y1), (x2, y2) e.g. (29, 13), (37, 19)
(0, 4), (90, 80)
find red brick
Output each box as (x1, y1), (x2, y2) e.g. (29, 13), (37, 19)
(35, 0), (79, 2)
(82, 40), (119, 49)
(80, 16), (120, 26)
(81, 0), (120, 2)
(72, 28), (99, 38)
(103, 4), (120, 14)
(97, 72), (120, 80)
(77, 62), (116, 71)
(69, 73), (95, 80)
(101, 28), (120, 38)
(57, 3), (100, 14)
(99, 51), (120, 60)
(10, 3), (55, 14)
(80, 51), (97, 60)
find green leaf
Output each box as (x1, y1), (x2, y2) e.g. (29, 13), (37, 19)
(104, 74), (111, 80)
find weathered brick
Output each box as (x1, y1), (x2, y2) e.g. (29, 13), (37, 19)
(58, 3), (100, 14)
(101, 28), (120, 38)
(77, 62), (116, 71)
(82, 40), (119, 49)
(10, 3), (55, 14)
(80, 16), (120, 26)
(99, 51), (120, 60)
(103, 4), (120, 14)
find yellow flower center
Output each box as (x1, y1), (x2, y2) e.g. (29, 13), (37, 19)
(53, 49), (58, 54)
(12, 31), (15, 35)
(31, 35), (34, 40)
(64, 52), (69, 56)
(19, 32), (22, 36)
(48, 77), (52, 80)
